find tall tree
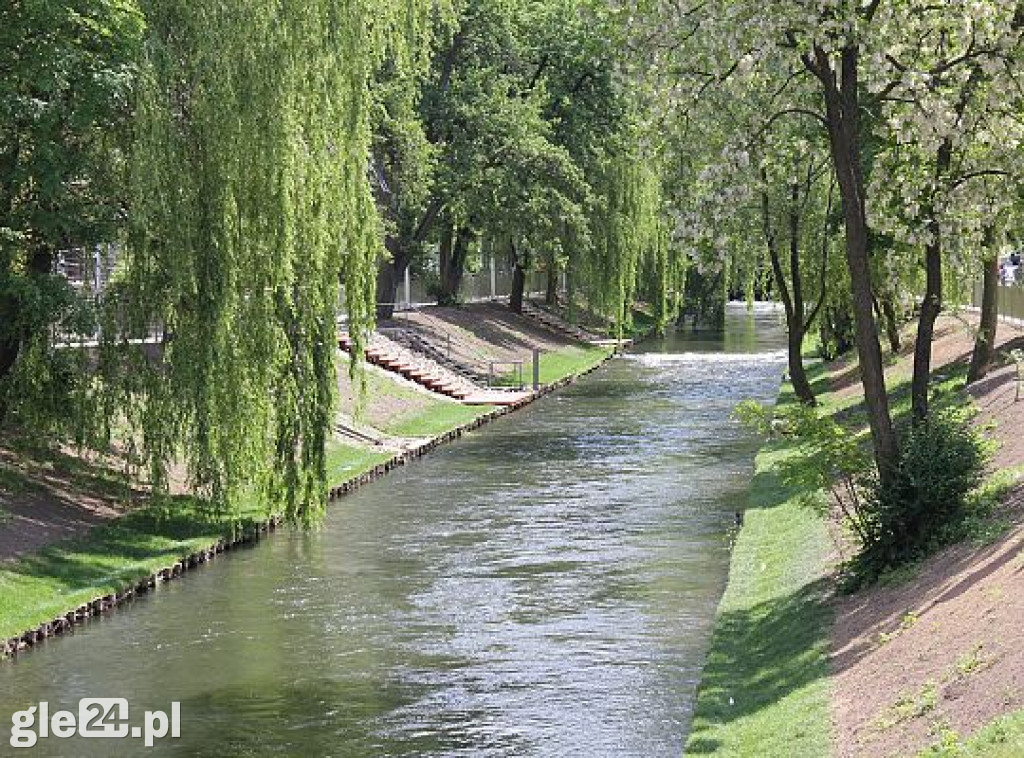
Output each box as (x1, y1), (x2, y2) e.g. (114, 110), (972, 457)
(107, 0), (440, 521)
(0, 1), (142, 415)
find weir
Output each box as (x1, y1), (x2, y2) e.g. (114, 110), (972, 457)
(0, 304), (786, 757)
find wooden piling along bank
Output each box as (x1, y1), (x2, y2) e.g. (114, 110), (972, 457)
(1, 357), (614, 660)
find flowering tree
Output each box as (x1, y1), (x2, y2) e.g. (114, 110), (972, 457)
(656, 0), (1024, 479)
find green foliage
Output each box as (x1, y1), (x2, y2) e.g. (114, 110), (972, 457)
(370, 0), (680, 331)
(0, 1), (142, 255)
(94, 0), (440, 524)
(920, 709), (1024, 758)
(736, 400), (993, 586)
(733, 399), (871, 522)
(0, 0), (143, 417)
(854, 409), (991, 579)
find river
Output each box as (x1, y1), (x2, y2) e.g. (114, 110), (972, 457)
(0, 303), (786, 757)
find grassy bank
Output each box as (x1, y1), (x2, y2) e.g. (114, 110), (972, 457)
(686, 320), (1024, 756)
(0, 496), (270, 641)
(342, 368), (493, 437)
(535, 344), (613, 384)
(684, 401), (834, 756)
(684, 358), (965, 755)
(0, 345), (613, 649)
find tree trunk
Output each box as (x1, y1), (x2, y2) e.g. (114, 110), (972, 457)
(788, 326), (815, 404)
(437, 224), (471, 306)
(762, 175), (816, 405)
(509, 241), (527, 314)
(1, 247), (52, 411)
(437, 223), (454, 305)
(967, 249), (1000, 384)
(911, 138), (952, 422)
(0, 335), (18, 384)
(544, 253), (558, 307)
(375, 243), (410, 321)
(880, 294), (901, 354)
(911, 241), (942, 421)
(811, 45), (898, 480)
(0, 287), (19, 385)
(565, 265), (575, 322)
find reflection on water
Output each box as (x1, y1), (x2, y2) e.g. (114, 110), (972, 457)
(0, 304), (786, 757)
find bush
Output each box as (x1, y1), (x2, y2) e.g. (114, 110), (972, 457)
(855, 408), (991, 580)
(735, 401), (992, 587)
(734, 399), (872, 514)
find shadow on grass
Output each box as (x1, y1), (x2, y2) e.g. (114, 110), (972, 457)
(0, 437), (144, 503)
(0, 494), (269, 638)
(686, 579), (832, 754)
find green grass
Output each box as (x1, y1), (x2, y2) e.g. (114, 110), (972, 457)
(382, 403), (492, 437)
(685, 338), (1019, 755)
(325, 442), (394, 482)
(348, 368), (493, 437)
(0, 496), (267, 641)
(534, 344), (612, 385)
(489, 343), (611, 387)
(684, 433), (834, 756)
(685, 359), (834, 755)
(0, 445), (391, 645)
(919, 709), (1024, 757)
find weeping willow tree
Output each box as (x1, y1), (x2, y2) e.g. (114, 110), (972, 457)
(575, 143), (674, 338)
(99, 0), (441, 524)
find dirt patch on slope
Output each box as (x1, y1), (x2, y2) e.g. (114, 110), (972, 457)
(383, 302), (578, 369)
(831, 314), (1024, 757)
(0, 444), (140, 561)
(832, 516), (1024, 757)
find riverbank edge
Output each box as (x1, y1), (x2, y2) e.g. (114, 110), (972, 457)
(1, 347), (615, 661)
(684, 380), (835, 756)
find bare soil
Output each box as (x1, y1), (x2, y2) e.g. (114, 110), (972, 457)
(0, 444), (142, 561)
(831, 313), (1024, 757)
(382, 302), (577, 369)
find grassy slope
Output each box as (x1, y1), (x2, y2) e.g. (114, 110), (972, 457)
(0, 347), (611, 645)
(685, 341), (1016, 756)
(345, 369), (493, 437)
(383, 403), (491, 437)
(685, 373), (834, 757)
(536, 344), (612, 384)
(0, 497), (266, 640)
(325, 442), (395, 484)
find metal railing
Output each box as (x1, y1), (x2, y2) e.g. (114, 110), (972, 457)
(486, 361), (525, 390)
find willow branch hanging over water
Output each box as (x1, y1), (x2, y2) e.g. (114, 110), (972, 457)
(103, 0), (441, 523)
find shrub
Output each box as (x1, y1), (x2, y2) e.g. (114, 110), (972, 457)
(733, 399), (875, 538)
(856, 408), (991, 577)
(735, 401), (992, 587)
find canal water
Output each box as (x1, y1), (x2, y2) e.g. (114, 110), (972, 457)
(0, 304), (786, 757)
